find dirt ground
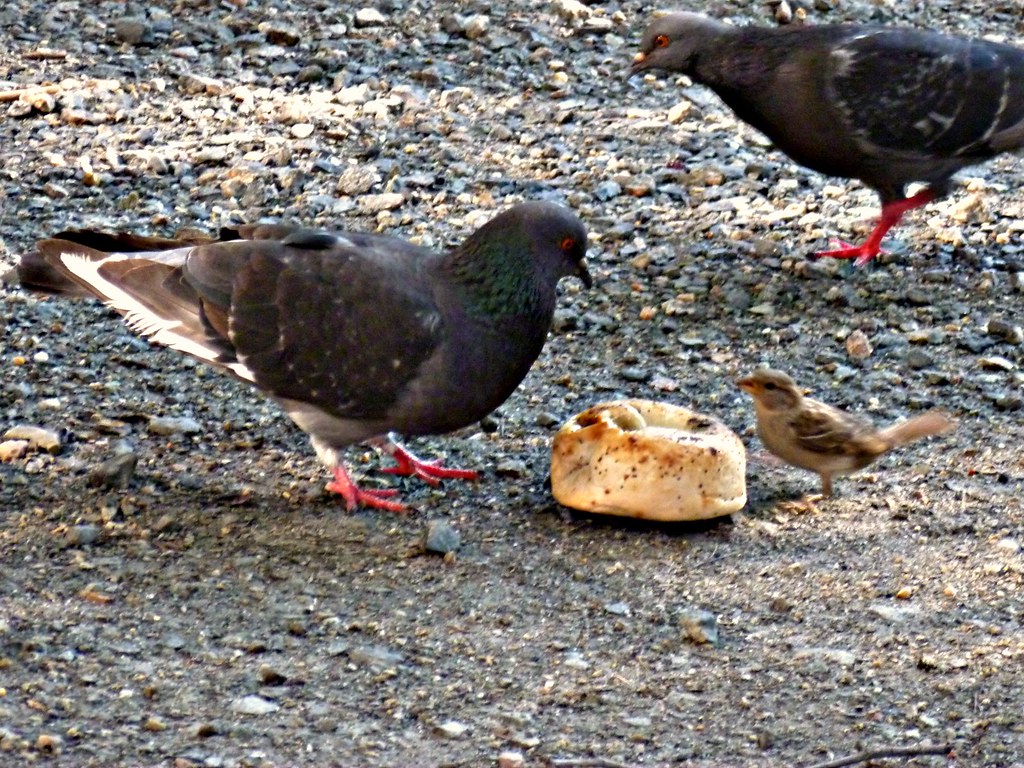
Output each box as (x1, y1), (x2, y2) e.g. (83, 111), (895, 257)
(1, 1), (1022, 766)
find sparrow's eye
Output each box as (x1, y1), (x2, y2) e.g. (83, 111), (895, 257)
(560, 237), (576, 252)
(764, 382), (777, 390)
(654, 34), (670, 48)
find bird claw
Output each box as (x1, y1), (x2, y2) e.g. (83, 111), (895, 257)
(380, 445), (479, 486)
(324, 441), (477, 512)
(813, 238), (886, 267)
(326, 467), (407, 513)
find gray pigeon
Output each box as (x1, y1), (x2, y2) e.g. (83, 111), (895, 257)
(631, 13), (1024, 265)
(18, 202), (591, 511)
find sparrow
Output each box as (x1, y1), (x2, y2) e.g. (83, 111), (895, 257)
(736, 368), (955, 496)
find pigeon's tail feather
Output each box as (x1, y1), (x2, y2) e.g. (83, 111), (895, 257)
(14, 240), (111, 296)
(12, 229), (213, 297)
(878, 410), (955, 447)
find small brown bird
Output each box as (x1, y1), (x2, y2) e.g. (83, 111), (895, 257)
(736, 369), (954, 496)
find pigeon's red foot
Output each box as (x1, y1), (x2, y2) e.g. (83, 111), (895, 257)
(814, 238), (888, 268)
(379, 441), (479, 486)
(813, 188), (936, 267)
(327, 465), (407, 513)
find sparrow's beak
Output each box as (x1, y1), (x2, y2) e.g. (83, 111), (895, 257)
(576, 259), (593, 289)
(628, 51), (648, 77)
(735, 376), (755, 393)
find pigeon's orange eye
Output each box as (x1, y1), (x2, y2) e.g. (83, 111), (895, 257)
(560, 237), (576, 251)
(654, 34), (670, 48)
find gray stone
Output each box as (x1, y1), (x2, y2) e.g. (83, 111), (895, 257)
(424, 520), (461, 555)
(230, 695), (279, 716)
(147, 416), (202, 436)
(113, 17), (150, 46)
(354, 8), (387, 27)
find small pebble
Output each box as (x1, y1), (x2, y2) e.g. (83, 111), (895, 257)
(594, 180), (622, 201)
(679, 608), (719, 645)
(435, 720), (469, 738)
(3, 425), (64, 454)
(113, 17), (150, 45)
(0, 440), (29, 462)
(359, 192), (404, 213)
(978, 356), (1015, 372)
(905, 349), (934, 370)
(535, 411), (560, 428)
(986, 319), (1023, 345)
(348, 644), (404, 667)
(147, 416), (202, 436)
(495, 459), (528, 478)
(65, 524), (101, 547)
(620, 366), (650, 382)
(230, 695), (279, 716)
(259, 665), (288, 685)
(152, 514), (177, 533)
(35, 733), (61, 753)
(89, 448), (138, 489)
(424, 520), (461, 555)
(845, 329), (872, 360)
(354, 8), (387, 27)
(463, 14), (489, 39)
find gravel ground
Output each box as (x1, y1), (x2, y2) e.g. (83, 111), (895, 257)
(2, 1), (1023, 766)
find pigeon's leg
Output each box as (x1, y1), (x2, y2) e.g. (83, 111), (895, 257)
(376, 436), (479, 486)
(326, 464), (407, 513)
(814, 188), (936, 266)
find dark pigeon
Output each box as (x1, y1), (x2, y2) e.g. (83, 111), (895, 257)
(17, 202), (591, 511)
(631, 12), (1024, 265)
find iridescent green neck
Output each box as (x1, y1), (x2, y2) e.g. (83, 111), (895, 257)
(446, 230), (548, 320)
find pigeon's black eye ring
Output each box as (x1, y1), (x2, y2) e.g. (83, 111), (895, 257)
(654, 34), (670, 48)
(560, 236), (576, 251)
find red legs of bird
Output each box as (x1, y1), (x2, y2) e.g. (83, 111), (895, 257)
(321, 436), (477, 514)
(326, 465), (407, 513)
(378, 438), (479, 485)
(323, 435), (478, 512)
(814, 188), (937, 267)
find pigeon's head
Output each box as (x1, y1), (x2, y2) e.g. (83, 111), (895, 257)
(631, 12), (728, 76)
(517, 202), (591, 289)
(736, 368), (803, 412)
(466, 202), (591, 290)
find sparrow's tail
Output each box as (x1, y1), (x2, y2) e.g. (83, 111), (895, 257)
(878, 410), (955, 447)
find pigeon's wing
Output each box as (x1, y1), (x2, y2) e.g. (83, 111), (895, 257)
(179, 230), (445, 421)
(42, 229), (444, 423)
(828, 29), (1024, 159)
(787, 399), (888, 459)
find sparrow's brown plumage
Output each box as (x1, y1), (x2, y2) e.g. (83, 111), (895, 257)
(736, 368), (955, 495)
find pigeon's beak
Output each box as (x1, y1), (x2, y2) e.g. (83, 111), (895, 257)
(576, 259), (593, 289)
(629, 51), (649, 77)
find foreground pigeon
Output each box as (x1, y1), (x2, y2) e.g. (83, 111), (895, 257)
(736, 368), (954, 496)
(631, 13), (1024, 265)
(17, 202), (591, 511)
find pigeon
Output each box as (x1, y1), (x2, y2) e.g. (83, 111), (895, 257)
(736, 368), (955, 496)
(631, 12), (1024, 265)
(16, 202), (592, 511)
